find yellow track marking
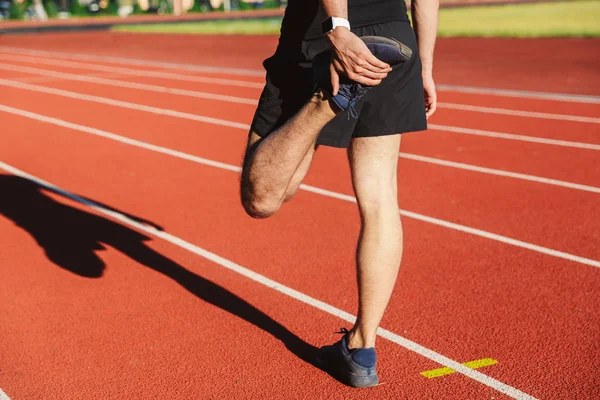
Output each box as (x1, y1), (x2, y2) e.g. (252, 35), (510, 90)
(420, 358), (498, 379)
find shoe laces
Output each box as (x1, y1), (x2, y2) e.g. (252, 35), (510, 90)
(338, 84), (370, 119)
(335, 327), (350, 335)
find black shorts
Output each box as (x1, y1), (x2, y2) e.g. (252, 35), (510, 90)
(250, 20), (427, 148)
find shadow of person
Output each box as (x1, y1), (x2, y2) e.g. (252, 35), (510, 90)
(0, 174), (318, 366)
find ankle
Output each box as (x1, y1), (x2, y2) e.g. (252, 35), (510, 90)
(308, 91), (338, 119)
(347, 328), (376, 349)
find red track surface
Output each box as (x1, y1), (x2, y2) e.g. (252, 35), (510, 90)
(0, 33), (599, 399)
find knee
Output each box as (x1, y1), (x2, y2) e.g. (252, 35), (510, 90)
(239, 170), (285, 219)
(241, 194), (282, 219)
(356, 187), (398, 217)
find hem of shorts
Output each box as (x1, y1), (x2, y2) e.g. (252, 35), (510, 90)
(249, 121), (269, 138)
(318, 123), (428, 148)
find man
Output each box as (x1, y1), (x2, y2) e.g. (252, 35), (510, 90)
(240, 0), (438, 388)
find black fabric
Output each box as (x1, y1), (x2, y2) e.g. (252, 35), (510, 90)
(276, 0), (409, 61)
(304, 0), (410, 40)
(250, 20), (427, 148)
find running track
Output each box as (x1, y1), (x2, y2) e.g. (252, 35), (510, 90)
(0, 33), (598, 399)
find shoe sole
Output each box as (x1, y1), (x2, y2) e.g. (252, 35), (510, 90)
(361, 35), (413, 63)
(316, 352), (379, 388)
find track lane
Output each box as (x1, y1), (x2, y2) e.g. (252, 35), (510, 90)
(0, 148), (518, 400)
(0, 69), (257, 123)
(1, 83), (598, 260)
(2, 52), (599, 117)
(1, 70), (599, 189)
(1, 60), (599, 147)
(1, 89), (599, 262)
(3, 193), (473, 400)
(0, 34), (276, 76)
(1, 115), (598, 399)
(2, 30), (596, 400)
(1, 34), (599, 95)
(1, 49), (599, 118)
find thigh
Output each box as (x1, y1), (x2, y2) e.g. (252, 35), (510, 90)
(348, 134), (401, 207)
(242, 130), (319, 193)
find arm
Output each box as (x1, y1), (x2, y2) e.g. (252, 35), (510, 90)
(411, 0), (439, 118)
(321, 0), (392, 95)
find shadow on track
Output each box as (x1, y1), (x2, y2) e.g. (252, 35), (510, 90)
(0, 174), (318, 366)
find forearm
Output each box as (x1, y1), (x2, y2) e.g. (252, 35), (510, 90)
(320, 0), (348, 19)
(411, 0), (439, 74)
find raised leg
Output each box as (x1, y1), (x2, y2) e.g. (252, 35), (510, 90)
(241, 92), (336, 218)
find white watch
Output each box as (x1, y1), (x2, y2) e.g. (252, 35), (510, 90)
(321, 16), (351, 35)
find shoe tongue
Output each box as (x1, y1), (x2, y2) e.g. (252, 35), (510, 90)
(350, 347), (377, 368)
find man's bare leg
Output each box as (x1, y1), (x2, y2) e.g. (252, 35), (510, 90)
(346, 134), (403, 349)
(241, 92), (337, 218)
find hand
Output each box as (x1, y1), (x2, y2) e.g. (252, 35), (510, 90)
(422, 71), (437, 119)
(326, 27), (392, 95)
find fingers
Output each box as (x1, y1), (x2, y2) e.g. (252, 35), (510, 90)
(423, 78), (437, 119)
(330, 62), (340, 96)
(344, 65), (384, 85)
(425, 99), (437, 119)
(363, 52), (391, 72)
(426, 103), (437, 119)
(352, 65), (388, 81)
(332, 58), (386, 87)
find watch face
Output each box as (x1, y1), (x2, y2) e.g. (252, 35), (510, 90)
(321, 18), (333, 34)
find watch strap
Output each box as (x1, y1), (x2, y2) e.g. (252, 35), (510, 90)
(322, 16), (351, 35)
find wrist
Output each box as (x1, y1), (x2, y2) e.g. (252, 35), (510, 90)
(420, 54), (434, 74)
(326, 26), (351, 44)
(421, 63), (433, 75)
(322, 16), (351, 36)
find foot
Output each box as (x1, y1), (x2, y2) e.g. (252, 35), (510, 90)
(312, 36), (413, 118)
(316, 329), (378, 388)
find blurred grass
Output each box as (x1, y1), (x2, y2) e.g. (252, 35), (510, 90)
(113, 17), (284, 34)
(112, 1), (600, 37)
(437, 0), (600, 37)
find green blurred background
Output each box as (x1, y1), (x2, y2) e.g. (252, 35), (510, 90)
(2, 0), (599, 37)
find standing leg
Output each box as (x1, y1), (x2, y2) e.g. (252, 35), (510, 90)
(315, 134), (402, 388)
(241, 92), (337, 219)
(347, 134), (403, 349)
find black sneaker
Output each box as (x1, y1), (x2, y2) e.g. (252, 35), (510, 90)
(313, 36), (413, 118)
(316, 328), (379, 388)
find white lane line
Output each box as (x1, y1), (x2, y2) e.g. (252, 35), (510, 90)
(10, 72), (131, 85)
(0, 104), (242, 173)
(0, 45), (266, 77)
(0, 388), (11, 400)
(0, 78), (251, 131)
(1, 103), (598, 270)
(303, 179), (600, 269)
(0, 63), (258, 106)
(0, 160), (538, 400)
(2, 74), (598, 194)
(437, 102), (600, 124)
(0, 52), (265, 89)
(2, 54), (598, 124)
(2, 77), (598, 153)
(437, 84), (600, 104)
(399, 153), (600, 194)
(1, 45), (598, 104)
(428, 124), (600, 151)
